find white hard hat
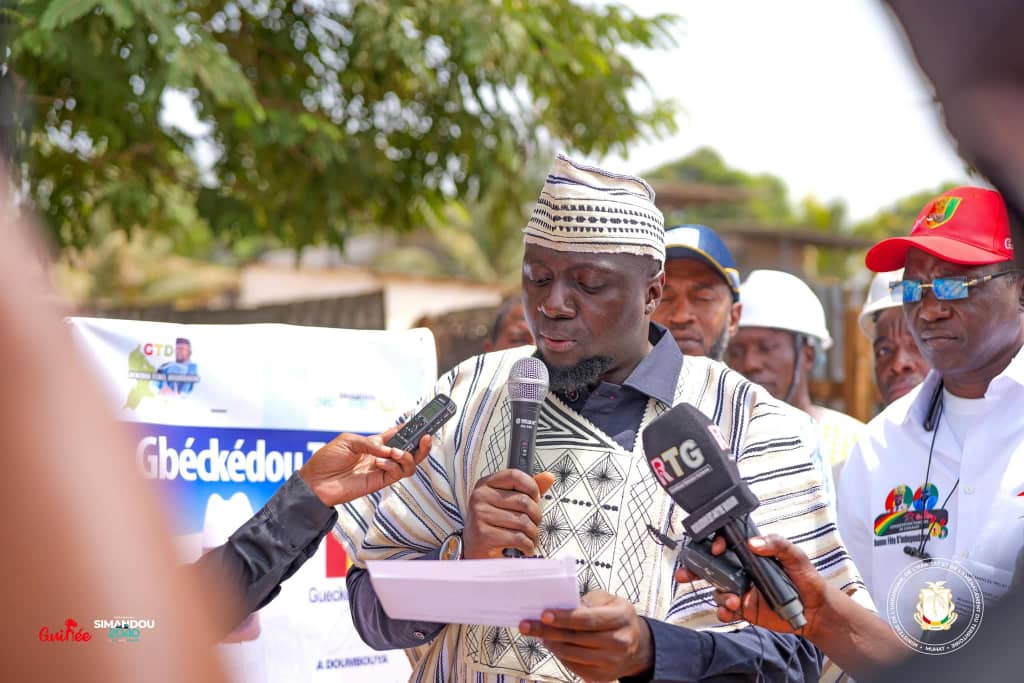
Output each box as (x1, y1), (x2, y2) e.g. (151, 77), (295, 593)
(738, 270), (833, 349)
(858, 269), (904, 341)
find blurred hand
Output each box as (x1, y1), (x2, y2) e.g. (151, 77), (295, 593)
(674, 534), (828, 635)
(463, 470), (555, 559)
(518, 590), (653, 682)
(298, 425), (431, 507)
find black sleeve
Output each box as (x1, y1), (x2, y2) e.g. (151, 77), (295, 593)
(622, 617), (822, 683)
(346, 548), (446, 650)
(192, 472), (337, 636)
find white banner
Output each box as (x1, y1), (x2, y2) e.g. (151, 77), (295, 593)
(69, 317), (438, 682)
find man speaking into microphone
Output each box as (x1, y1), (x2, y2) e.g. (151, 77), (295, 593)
(337, 154), (866, 682)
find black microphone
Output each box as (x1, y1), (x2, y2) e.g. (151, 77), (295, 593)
(503, 356), (549, 558)
(641, 403), (807, 629)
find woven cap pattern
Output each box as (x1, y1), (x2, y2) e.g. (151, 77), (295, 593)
(523, 153), (665, 263)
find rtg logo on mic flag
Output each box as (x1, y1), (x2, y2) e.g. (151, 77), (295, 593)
(886, 559), (984, 655)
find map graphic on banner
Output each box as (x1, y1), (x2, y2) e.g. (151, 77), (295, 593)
(69, 317), (438, 682)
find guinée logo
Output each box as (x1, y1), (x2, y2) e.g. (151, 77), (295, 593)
(38, 618), (92, 643)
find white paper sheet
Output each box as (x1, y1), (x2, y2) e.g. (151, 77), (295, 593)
(366, 557), (580, 627)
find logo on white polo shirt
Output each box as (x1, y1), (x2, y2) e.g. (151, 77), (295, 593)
(873, 483), (950, 546)
(886, 559), (984, 655)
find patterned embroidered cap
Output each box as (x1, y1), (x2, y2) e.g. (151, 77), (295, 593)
(523, 153), (665, 263)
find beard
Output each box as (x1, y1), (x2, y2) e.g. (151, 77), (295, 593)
(707, 322), (731, 362)
(534, 351), (614, 394)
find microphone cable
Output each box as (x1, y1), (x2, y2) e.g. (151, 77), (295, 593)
(904, 391), (959, 562)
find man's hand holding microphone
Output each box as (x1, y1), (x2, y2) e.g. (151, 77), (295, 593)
(484, 358), (656, 682)
(463, 469), (555, 558)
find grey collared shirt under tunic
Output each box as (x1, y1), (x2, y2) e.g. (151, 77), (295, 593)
(202, 324), (821, 682)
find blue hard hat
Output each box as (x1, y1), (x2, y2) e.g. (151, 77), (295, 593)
(663, 224), (741, 301)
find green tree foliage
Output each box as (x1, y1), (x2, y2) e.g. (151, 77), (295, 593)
(374, 152), (550, 284)
(646, 146), (796, 225)
(5, 0), (678, 254)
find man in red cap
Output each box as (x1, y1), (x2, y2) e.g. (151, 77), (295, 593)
(677, 188), (1024, 672)
(837, 186), (1024, 648)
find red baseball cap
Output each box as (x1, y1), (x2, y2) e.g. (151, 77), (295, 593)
(865, 186), (1015, 272)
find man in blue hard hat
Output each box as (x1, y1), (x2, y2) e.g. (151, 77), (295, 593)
(652, 224), (742, 360)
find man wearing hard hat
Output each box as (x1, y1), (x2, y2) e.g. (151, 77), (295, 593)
(858, 269), (930, 407)
(726, 270), (866, 497)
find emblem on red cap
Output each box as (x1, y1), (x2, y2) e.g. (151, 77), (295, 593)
(922, 197), (961, 229)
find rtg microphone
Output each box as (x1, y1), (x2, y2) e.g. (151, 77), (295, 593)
(503, 356), (549, 558)
(642, 403), (807, 629)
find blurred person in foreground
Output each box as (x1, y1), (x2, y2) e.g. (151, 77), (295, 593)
(858, 269), (930, 407)
(1, 184), (227, 683)
(652, 224), (742, 360)
(727, 270), (865, 498)
(482, 294), (534, 352)
(838, 187), (1024, 608)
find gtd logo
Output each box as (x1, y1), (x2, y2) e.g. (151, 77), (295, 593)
(142, 343), (174, 357)
(650, 439), (705, 486)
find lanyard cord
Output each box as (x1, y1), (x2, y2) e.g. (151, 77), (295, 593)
(910, 394), (960, 561)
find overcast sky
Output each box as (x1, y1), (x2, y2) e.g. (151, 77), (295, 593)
(599, 0), (975, 220)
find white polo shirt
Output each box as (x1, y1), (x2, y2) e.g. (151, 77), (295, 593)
(837, 346), (1024, 613)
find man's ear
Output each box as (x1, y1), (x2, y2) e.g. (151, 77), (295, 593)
(729, 301), (742, 338)
(801, 339), (817, 370)
(645, 269), (665, 315)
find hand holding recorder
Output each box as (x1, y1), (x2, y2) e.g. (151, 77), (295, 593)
(298, 395), (453, 507)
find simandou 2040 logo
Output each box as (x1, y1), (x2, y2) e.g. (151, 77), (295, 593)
(95, 618), (157, 643)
